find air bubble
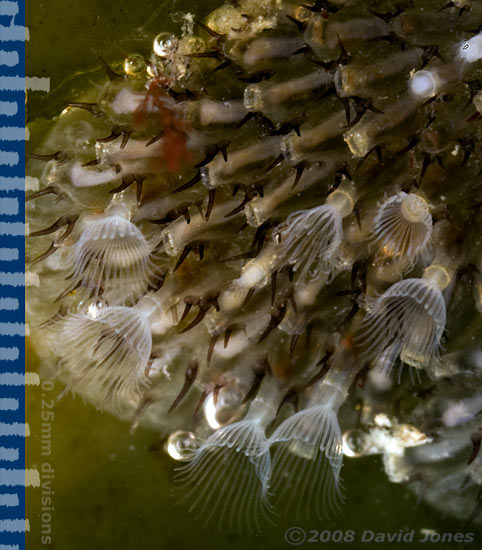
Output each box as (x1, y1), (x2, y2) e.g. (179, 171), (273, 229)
(153, 32), (179, 58)
(123, 54), (146, 76)
(343, 429), (368, 457)
(166, 430), (198, 461)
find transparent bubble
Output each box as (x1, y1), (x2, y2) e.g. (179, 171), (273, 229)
(170, 11), (184, 24)
(342, 429), (368, 457)
(123, 54), (146, 76)
(203, 389), (247, 429)
(165, 430), (198, 461)
(153, 32), (179, 58)
(86, 300), (107, 319)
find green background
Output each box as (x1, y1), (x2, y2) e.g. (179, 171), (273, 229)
(25, 1), (482, 549)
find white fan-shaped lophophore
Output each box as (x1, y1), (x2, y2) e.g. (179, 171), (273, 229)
(175, 376), (284, 532)
(47, 299), (156, 408)
(268, 348), (359, 519)
(224, 180), (356, 301)
(356, 264), (450, 375)
(372, 192), (433, 272)
(64, 202), (161, 304)
(273, 180), (356, 282)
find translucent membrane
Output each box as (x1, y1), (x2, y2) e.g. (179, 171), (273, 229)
(109, 88), (146, 115)
(161, 197), (244, 256)
(244, 71), (333, 112)
(281, 110), (347, 164)
(244, 161), (339, 227)
(181, 98), (248, 126)
(96, 138), (175, 165)
(392, 9), (477, 42)
(236, 246), (278, 289)
(201, 136), (282, 188)
(101, 84), (176, 122)
(305, 16), (389, 54)
(344, 95), (419, 158)
(242, 36), (304, 68)
(419, 115), (464, 154)
(335, 49), (423, 97)
(69, 162), (121, 188)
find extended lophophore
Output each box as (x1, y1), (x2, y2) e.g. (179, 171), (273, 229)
(26, 0), (482, 531)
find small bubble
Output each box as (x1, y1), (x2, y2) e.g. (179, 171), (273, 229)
(123, 54), (146, 76)
(165, 430), (198, 461)
(153, 32), (179, 58)
(343, 429), (368, 457)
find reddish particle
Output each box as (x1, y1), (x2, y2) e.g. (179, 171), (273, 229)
(134, 77), (192, 174)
